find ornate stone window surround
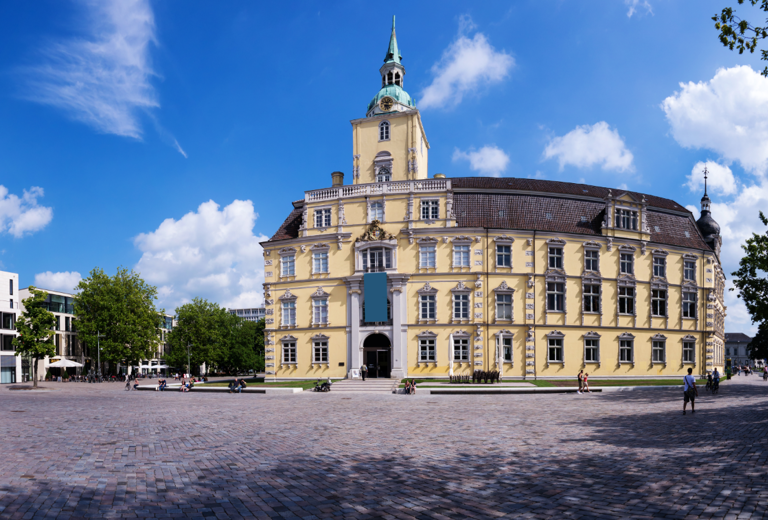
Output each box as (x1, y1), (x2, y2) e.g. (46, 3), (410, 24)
(494, 235), (514, 271)
(583, 331), (601, 368)
(618, 332), (635, 367)
(682, 253), (698, 282)
(354, 240), (398, 273)
(581, 272), (602, 316)
(545, 269), (567, 322)
(681, 280), (698, 322)
(450, 281), (472, 324)
(374, 151), (393, 182)
(651, 333), (667, 367)
(616, 273), (637, 323)
(546, 330), (565, 368)
(279, 247), (297, 281)
(416, 330), (437, 367)
(310, 333), (330, 368)
(366, 196), (386, 223)
(495, 329), (514, 367)
(583, 241), (602, 274)
(650, 279), (669, 319)
(417, 282), (438, 324)
(494, 280), (515, 323)
(651, 249), (669, 280)
(451, 236), (473, 271)
(310, 243), (330, 276)
(420, 197), (440, 223)
(618, 244), (636, 275)
(378, 120), (391, 142)
(417, 237), (438, 273)
(547, 238), (566, 270)
(451, 329), (471, 365)
(310, 287), (330, 328)
(279, 290), (298, 329)
(682, 335), (697, 367)
(313, 205), (332, 231)
(280, 335), (298, 367)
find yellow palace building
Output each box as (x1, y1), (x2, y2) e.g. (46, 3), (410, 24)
(261, 19), (726, 381)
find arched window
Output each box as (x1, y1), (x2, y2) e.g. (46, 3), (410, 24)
(395, 72), (401, 86)
(377, 168), (391, 183)
(379, 121), (390, 141)
(387, 71), (393, 84)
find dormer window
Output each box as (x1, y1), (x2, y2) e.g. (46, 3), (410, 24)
(379, 121), (390, 141)
(615, 208), (638, 230)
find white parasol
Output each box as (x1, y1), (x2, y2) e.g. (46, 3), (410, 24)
(448, 333), (454, 376)
(48, 358), (84, 368)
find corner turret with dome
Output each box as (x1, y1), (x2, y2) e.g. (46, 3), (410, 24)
(366, 16), (416, 117)
(696, 167), (722, 257)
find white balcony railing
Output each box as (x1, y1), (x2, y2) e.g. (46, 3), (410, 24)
(305, 179), (449, 203)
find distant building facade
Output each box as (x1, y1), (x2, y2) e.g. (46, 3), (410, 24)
(229, 307), (265, 322)
(0, 271), (20, 383)
(725, 332), (755, 367)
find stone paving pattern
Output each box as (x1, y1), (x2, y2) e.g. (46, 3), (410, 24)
(1, 376), (767, 519)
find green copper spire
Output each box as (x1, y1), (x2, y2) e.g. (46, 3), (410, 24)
(384, 16), (402, 64)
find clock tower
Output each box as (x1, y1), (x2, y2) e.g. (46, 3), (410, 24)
(351, 17), (429, 184)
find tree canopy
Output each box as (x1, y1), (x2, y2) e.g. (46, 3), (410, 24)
(748, 322), (768, 360)
(13, 286), (56, 387)
(74, 267), (163, 370)
(731, 212), (768, 326)
(714, 0), (768, 76)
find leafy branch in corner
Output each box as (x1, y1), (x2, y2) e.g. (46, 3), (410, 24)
(713, 0), (768, 76)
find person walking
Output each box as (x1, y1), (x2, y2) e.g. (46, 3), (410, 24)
(582, 373), (591, 393)
(683, 367), (697, 415)
(577, 370), (584, 394)
(360, 364), (367, 381)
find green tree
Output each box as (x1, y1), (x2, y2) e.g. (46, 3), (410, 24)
(253, 317), (265, 372)
(167, 298), (229, 374)
(13, 287), (56, 388)
(748, 322), (768, 360)
(731, 212), (768, 325)
(713, 0), (768, 76)
(74, 267), (163, 374)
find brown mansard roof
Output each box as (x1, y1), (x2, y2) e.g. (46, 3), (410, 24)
(268, 177), (711, 251)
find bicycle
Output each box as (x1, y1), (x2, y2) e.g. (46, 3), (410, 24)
(712, 379), (720, 395)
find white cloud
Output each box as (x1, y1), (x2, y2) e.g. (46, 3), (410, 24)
(25, 0), (158, 139)
(685, 161), (738, 196)
(133, 199), (268, 311)
(452, 145), (510, 176)
(0, 185), (53, 238)
(419, 17), (514, 110)
(34, 271), (82, 293)
(543, 122), (635, 172)
(625, 0), (653, 18)
(662, 66), (768, 174)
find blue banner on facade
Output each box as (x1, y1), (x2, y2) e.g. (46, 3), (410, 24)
(364, 272), (388, 322)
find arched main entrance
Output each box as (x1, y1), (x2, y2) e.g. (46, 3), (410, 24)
(363, 333), (392, 378)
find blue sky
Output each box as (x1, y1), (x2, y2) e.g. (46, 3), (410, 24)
(1, 0), (767, 332)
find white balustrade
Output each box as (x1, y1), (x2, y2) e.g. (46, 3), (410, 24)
(305, 179), (448, 202)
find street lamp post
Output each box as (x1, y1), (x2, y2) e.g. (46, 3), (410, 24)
(96, 330), (105, 381)
(187, 342), (192, 377)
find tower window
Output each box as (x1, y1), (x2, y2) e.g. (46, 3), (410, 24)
(387, 71), (393, 84)
(379, 121), (390, 141)
(395, 72), (401, 86)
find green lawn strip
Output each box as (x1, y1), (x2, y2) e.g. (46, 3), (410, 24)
(204, 380), (323, 389)
(541, 379), (707, 387)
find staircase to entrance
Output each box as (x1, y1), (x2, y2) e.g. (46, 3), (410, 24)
(333, 378), (400, 393)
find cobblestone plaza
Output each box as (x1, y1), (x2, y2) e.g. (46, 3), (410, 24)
(1, 378), (767, 519)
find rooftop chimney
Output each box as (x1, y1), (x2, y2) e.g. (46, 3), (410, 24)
(331, 171), (344, 187)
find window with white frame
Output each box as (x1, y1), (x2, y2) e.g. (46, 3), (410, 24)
(682, 292), (697, 318)
(651, 289), (667, 317)
(361, 247), (392, 272)
(421, 199), (439, 220)
(653, 257), (666, 278)
(618, 286), (634, 314)
(652, 340), (665, 363)
(420, 294), (436, 320)
(379, 120), (390, 141)
(281, 301), (296, 326)
(496, 294), (512, 320)
(548, 247), (563, 269)
(615, 208), (638, 230)
(420, 245), (436, 268)
(583, 284), (600, 313)
(313, 252), (328, 274)
(684, 260), (696, 281)
(585, 338), (599, 362)
(419, 338), (435, 362)
(314, 208), (331, 228)
(453, 293), (469, 320)
(376, 168), (391, 183)
(683, 341), (695, 363)
(585, 250), (599, 272)
(453, 337), (469, 361)
(547, 282), (564, 312)
(281, 255), (295, 277)
(496, 245), (511, 267)
(282, 342), (296, 363)
(548, 338), (563, 362)
(453, 245), (470, 267)
(620, 253), (634, 274)
(313, 299), (328, 325)
(619, 339), (633, 362)
(369, 201), (384, 221)
(502, 336), (513, 362)
(313, 341), (328, 363)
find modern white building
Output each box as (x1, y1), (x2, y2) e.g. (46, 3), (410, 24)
(229, 307), (265, 322)
(0, 271), (20, 383)
(19, 287), (85, 379)
(137, 314), (175, 375)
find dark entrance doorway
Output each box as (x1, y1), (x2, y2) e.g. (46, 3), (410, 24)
(363, 334), (391, 378)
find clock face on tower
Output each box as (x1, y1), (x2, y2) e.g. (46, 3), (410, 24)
(379, 96), (394, 112)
